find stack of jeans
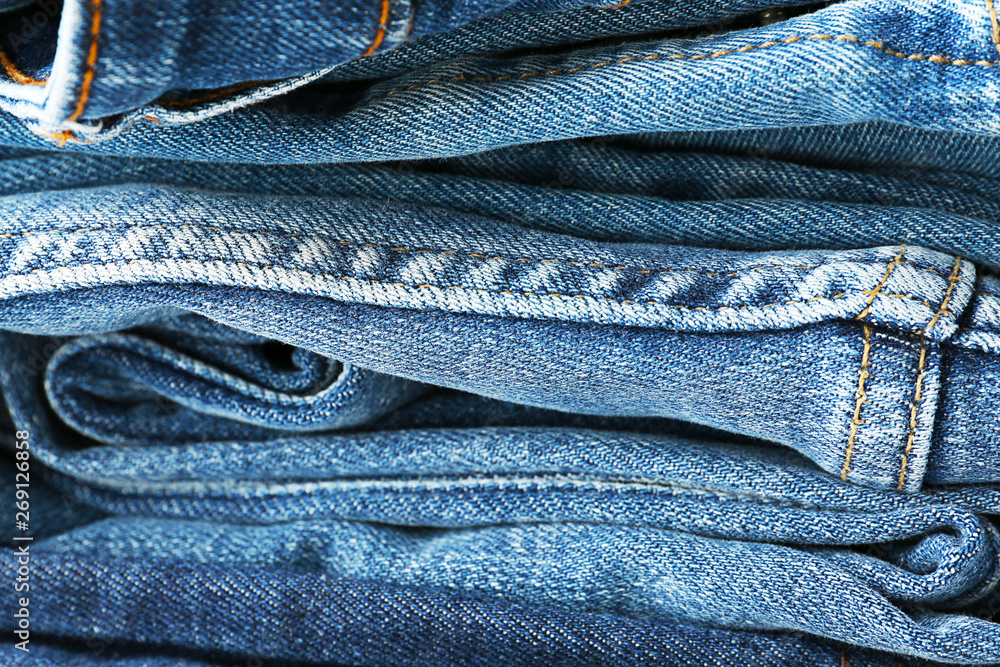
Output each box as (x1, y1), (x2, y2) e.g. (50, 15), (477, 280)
(4, 0), (1000, 664)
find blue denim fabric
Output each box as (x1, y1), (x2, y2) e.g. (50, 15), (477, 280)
(4, 0), (1000, 664)
(0, 552), (934, 667)
(0, 0), (993, 152)
(0, 0), (826, 126)
(1, 205), (1000, 660)
(7, 180), (1000, 490)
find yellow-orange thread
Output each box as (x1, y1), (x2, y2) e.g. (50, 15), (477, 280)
(37, 129), (75, 146)
(363, 0), (390, 57)
(898, 337), (927, 491)
(0, 48), (45, 85)
(842, 324), (872, 482)
(988, 0), (1000, 58)
(856, 246), (906, 320)
(921, 256), (963, 336)
(897, 256), (963, 491)
(69, 0), (102, 122)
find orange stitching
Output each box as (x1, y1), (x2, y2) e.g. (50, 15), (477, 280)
(841, 647), (850, 667)
(69, 0), (102, 122)
(605, 0), (633, 7)
(363, 0), (390, 57)
(921, 256), (963, 336)
(856, 245), (906, 320)
(898, 336), (927, 491)
(358, 35), (1000, 109)
(37, 130), (75, 146)
(0, 223), (945, 283)
(988, 0), (1000, 59)
(896, 257), (962, 490)
(0, 48), (45, 86)
(842, 323), (871, 482)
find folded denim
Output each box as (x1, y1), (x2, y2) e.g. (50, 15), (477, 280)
(0, 0), (996, 153)
(6, 304), (1000, 660)
(11, 392), (1000, 663)
(0, 552), (942, 667)
(2, 1), (1000, 663)
(0, 0), (824, 126)
(7, 180), (1000, 489)
(7, 140), (1000, 271)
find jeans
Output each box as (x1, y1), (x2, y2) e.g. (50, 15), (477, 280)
(4, 0), (1000, 665)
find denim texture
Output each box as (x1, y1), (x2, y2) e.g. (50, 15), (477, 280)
(0, 0), (993, 151)
(0, 0), (826, 125)
(0, 552), (945, 667)
(4, 0), (1000, 664)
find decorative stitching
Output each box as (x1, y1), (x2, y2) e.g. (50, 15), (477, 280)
(357, 35), (1000, 110)
(856, 245), (906, 320)
(841, 323), (872, 482)
(363, 0), (391, 58)
(988, 0), (1000, 59)
(898, 337), (928, 491)
(0, 222), (947, 280)
(896, 257), (961, 491)
(840, 647), (850, 667)
(921, 256), (964, 336)
(4, 257), (946, 314)
(0, 48), (46, 86)
(604, 0), (633, 7)
(69, 0), (102, 122)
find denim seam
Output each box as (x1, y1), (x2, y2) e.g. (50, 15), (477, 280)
(363, 0), (391, 57)
(69, 0), (103, 123)
(896, 257), (963, 490)
(0, 49), (45, 86)
(855, 246), (906, 320)
(841, 323), (871, 483)
(898, 337), (928, 491)
(921, 256), (965, 337)
(65, 471), (838, 510)
(359, 34), (1000, 110)
(0, 224), (948, 278)
(5, 257), (948, 315)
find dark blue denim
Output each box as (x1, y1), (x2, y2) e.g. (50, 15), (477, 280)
(0, 552), (937, 667)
